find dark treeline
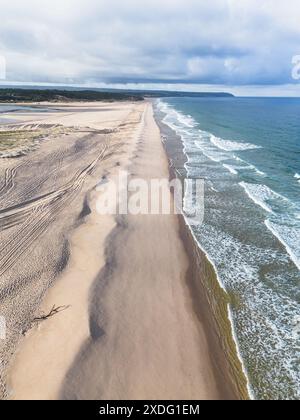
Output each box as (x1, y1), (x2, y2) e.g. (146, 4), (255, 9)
(0, 88), (144, 103)
(0, 87), (234, 103)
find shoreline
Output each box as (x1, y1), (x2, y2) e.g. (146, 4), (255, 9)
(4, 101), (243, 399)
(153, 102), (250, 400)
(178, 215), (250, 400)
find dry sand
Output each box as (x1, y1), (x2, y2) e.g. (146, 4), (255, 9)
(0, 101), (238, 400)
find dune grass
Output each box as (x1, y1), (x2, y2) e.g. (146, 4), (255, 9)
(0, 130), (41, 152)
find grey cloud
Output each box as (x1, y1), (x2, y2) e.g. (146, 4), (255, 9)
(0, 0), (299, 87)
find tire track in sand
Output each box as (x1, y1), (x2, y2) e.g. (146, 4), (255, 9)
(0, 165), (21, 197)
(0, 144), (108, 280)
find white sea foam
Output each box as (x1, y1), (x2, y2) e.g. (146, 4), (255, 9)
(252, 166), (265, 176)
(194, 141), (229, 162)
(265, 220), (300, 271)
(232, 156), (265, 175)
(223, 164), (238, 175)
(158, 100), (197, 130)
(294, 173), (300, 179)
(239, 182), (295, 223)
(201, 150), (229, 162)
(210, 186), (219, 193)
(160, 102), (264, 181)
(234, 155), (244, 162)
(177, 113), (196, 128)
(239, 182), (274, 213)
(244, 163), (265, 176)
(210, 135), (261, 152)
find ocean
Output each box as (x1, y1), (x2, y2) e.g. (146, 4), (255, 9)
(155, 97), (300, 400)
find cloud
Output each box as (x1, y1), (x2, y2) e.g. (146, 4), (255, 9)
(0, 0), (300, 87)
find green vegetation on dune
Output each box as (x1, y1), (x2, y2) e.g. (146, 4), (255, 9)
(0, 125), (74, 156)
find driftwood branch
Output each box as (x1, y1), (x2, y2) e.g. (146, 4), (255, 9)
(22, 305), (70, 336)
(32, 305), (70, 324)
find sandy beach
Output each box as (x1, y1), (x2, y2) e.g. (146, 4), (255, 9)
(0, 101), (241, 400)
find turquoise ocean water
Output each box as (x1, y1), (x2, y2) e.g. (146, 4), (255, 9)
(157, 97), (300, 400)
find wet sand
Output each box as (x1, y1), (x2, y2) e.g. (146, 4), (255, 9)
(0, 101), (239, 400)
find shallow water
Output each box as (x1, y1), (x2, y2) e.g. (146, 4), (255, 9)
(0, 105), (50, 125)
(156, 97), (300, 400)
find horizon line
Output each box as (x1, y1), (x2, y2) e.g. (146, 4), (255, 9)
(1, 80), (300, 98)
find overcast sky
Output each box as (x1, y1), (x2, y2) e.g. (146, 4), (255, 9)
(1, 0), (300, 95)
